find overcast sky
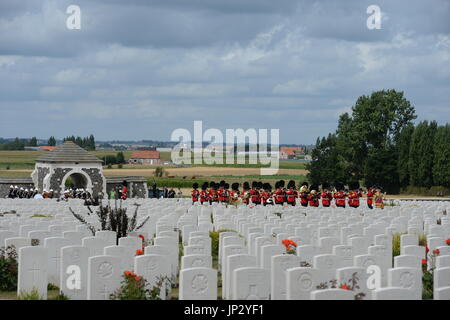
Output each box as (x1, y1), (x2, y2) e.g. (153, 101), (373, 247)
(0, 0), (449, 144)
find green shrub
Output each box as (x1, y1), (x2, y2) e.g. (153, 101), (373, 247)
(47, 283), (59, 291)
(392, 233), (403, 257)
(209, 230), (237, 259)
(110, 271), (170, 300)
(0, 246), (18, 291)
(18, 288), (43, 300)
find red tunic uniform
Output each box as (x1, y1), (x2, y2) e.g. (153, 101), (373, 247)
(352, 191), (361, 208)
(200, 190), (208, 203)
(121, 186), (128, 200)
(335, 191), (346, 207)
(209, 189), (218, 202)
(299, 192), (308, 207)
(348, 191), (355, 207)
(366, 189), (373, 207)
(286, 189), (298, 206)
(274, 188), (285, 204)
(250, 189), (260, 204)
(191, 189), (199, 202)
(321, 191), (332, 207)
(218, 187), (225, 202)
(260, 191), (271, 205)
(308, 193), (320, 207)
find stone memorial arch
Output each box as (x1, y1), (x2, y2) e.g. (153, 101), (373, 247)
(31, 141), (106, 197)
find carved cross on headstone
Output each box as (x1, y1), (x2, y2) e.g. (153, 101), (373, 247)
(246, 284), (259, 300)
(99, 284), (109, 300)
(28, 260), (40, 284)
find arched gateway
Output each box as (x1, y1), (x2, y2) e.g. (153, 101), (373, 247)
(31, 141), (106, 197)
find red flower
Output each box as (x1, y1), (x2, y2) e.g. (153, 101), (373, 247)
(136, 249), (143, 256)
(433, 249), (440, 255)
(340, 284), (349, 290)
(135, 276), (141, 281)
(425, 246), (429, 253)
(421, 259), (427, 265)
(124, 270), (131, 276)
(446, 239), (450, 245)
(138, 234), (145, 240)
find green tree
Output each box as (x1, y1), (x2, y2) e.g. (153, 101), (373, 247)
(409, 121), (437, 188)
(48, 136), (56, 146)
(116, 152), (125, 164)
(396, 124), (414, 189)
(307, 89), (417, 193)
(28, 137), (37, 147)
(432, 124), (450, 187)
(364, 145), (400, 194)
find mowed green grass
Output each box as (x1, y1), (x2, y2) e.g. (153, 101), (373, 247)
(0, 150), (134, 169)
(0, 150), (306, 169)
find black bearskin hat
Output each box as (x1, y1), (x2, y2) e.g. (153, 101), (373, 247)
(193, 182), (199, 189)
(251, 181), (258, 188)
(243, 182), (250, 190)
(279, 180), (285, 188)
(287, 180), (296, 189)
(322, 182), (330, 190)
(257, 181), (263, 189)
(220, 180), (226, 187)
(201, 182), (208, 190)
(231, 183), (239, 191)
(349, 181), (360, 190)
(263, 183), (272, 191)
(224, 183), (230, 189)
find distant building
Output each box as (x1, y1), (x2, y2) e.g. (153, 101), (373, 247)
(128, 150), (161, 165)
(280, 146), (303, 159)
(39, 146), (57, 151)
(156, 147), (172, 152)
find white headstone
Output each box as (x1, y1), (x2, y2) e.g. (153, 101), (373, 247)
(17, 246), (48, 299)
(179, 267), (217, 300)
(232, 267), (270, 300)
(271, 254), (302, 300)
(60, 245), (89, 300)
(87, 255), (122, 300)
(44, 237), (71, 285)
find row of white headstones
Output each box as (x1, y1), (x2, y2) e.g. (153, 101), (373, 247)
(1, 199), (450, 300)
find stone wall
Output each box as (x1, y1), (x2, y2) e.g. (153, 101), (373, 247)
(37, 167), (49, 191)
(49, 168), (73, 192)
(82, 168), (104, 197)
(106, 177), (148, 199)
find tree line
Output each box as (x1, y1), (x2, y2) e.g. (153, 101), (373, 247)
(102, 152), (126, 166)
(62, 134), (96, 151)
(306, 89), (450, 194)
(0, 135), (96, 151)
(0, 137), (37, 150)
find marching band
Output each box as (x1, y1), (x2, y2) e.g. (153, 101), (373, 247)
(191, 180), (385, 209)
